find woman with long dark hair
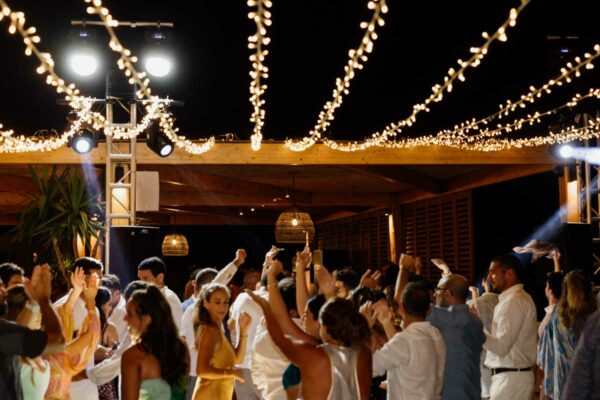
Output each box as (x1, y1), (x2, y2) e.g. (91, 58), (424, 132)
(192, 282), (251, 400)
(538, 269), (597, 399)
(121, 285), (189, 400)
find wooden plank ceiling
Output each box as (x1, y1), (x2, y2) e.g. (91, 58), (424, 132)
(0, 143), (558, 225)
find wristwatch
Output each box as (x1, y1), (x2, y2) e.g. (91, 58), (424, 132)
(25, 301), (40, 313)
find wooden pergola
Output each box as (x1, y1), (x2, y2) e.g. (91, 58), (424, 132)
(0, 142), (558, 226)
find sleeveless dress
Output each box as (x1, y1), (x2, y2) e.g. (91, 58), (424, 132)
(139, 378), (171, 400)
(192, 328), (236, 400)
(20, 359), (50, 400)
(320, 344), (361, 400)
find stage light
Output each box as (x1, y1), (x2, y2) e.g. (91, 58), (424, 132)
(68, 27), (100, 77)
(146, 123), (174, 157)
(144, 28), (174, 78)
(69, 128), (99, 154)
(70, 51), (99, 77)
(558, 144), (575, 159)
(144, 54), (173, 77)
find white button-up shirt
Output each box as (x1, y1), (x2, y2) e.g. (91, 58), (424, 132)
(161, 286), (183, 333)
(107, 295), (127, 343)
(484, 284), (537, 369)
(229, 287), (267, 369)
(373, 321), (446, 400)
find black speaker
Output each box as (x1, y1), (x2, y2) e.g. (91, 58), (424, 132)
(108, 226), (161, 287)
(555, 223), (593, 277)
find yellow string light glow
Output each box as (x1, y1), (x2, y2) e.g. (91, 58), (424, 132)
(434, 44), (600, 142)
(319, 0), (531, 152)
(248, 0), (272, 151)
(285, 0), (388, 152)
(0, 0), (98, 153)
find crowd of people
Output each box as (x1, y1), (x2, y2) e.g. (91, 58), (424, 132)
(1, 244), (599, 400)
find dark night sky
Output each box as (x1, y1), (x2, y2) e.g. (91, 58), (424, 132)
(0, 0), (597, 142)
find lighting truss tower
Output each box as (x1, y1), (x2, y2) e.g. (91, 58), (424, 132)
(104, 101), (137, 272)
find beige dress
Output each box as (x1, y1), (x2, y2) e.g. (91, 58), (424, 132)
(192, 327), (236, 400)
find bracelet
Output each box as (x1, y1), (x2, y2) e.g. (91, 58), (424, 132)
(268, 283), (278, 288)
(25, 301), (40, 313)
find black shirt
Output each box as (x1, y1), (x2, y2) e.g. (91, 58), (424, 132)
(0, 319), (48, 400)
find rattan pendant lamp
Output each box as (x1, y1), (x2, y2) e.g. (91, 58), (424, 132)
(275, 174), (315, 243)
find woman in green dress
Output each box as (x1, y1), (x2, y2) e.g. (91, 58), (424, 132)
(121, 285), (190, 400)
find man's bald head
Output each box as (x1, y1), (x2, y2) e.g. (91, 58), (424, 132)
(436, 274), (469, 307)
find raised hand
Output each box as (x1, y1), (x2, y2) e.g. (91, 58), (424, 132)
(264, 245), (281, 266)
(83, 272), (100, 305)
(469, 286), (479, 299)
(360, 269), (382, 289)
(70, 267), (85, 295)
(431, 258), (450, 275)
(238, 312), (253, 335)
(315, 265), (335, 298)
(372, 300), (393, 325)
(234, 249), (247, 267)
(232, 367), (245, 382)
(267, 259), (284, 278)
(359, 300), (376, 328)
(246, 289), (270, 310)
(26, 264), (52, 303)
(399, 254), (416, 273)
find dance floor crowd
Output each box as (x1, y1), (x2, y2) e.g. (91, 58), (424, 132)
(1, 246), (599, 400)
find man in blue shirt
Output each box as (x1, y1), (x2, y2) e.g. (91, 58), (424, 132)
(428, 273), (485, 400)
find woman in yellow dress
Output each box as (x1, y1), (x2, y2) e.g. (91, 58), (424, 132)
(192, 283), (251, 400)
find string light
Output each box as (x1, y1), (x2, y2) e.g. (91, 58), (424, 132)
(285, 0), (388, 152)
(248, 0), (272, 151)
(84, 0), (215, 154)
(319, 0), (531, 152)
(0, 0), (98, 153)
(434, 44), (600, 142)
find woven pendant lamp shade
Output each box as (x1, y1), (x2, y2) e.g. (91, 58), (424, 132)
(162, 233), (189, 256)
(275, 208), (315, 243)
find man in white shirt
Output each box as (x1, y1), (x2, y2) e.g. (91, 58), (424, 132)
(467, 273), (498, 400)
(102, 274), (128, 343)
(250, 277), (299, 400)
(373, 282), (446, 400)
(484, 254), (537, 400)
(53, 257), (103, 400)
(137, 256), (183, 332)
(230, 276), (267, 400)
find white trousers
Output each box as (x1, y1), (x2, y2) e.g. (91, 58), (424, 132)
(489, 370), (534, 400)
(70, 379), (99, 400)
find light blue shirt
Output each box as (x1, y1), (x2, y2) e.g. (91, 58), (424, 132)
(427, 304), (485, 400)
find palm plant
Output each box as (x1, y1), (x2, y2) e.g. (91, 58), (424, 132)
(12, 165), (104, 281)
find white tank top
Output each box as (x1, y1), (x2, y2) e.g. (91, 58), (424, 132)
(320, 343), (361, 400)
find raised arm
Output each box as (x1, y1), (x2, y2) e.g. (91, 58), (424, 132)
(234, 312), (252, 364)
(267, 260), (318, 344)
(246, 290), (318, 366)
(295, 248), (311, 320)
(214, 249), (247, 286)
(26, 264), (65, 355)
(394, 254), (414, 304)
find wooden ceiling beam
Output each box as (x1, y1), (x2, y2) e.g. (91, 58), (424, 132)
(394, 165), (554, 204)
(340, 166), (442, 193)
(138, 212), (274, 225)
(159, 191), (391, 207)
(145, 165), (311, 201)
(0, 142), (557, 165)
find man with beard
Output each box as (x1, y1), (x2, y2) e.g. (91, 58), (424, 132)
(0, 264), (65, 400)
(484, 254), (537, 400)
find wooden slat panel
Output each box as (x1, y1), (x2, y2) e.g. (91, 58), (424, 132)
(401, 192), (474, 282)
(316, 210), (390, 272)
